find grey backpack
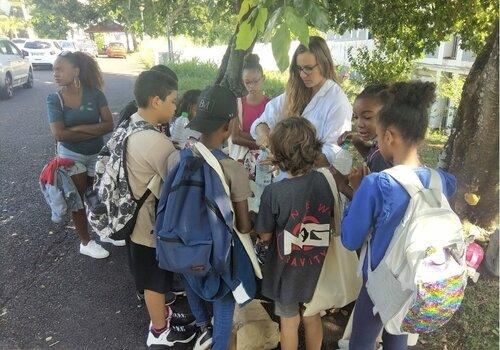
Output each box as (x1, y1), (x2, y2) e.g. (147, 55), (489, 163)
(86, 118), (157, 240)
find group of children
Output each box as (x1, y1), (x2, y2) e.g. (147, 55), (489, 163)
(46, 49), (459, 350)
(110, 62), (457, 350)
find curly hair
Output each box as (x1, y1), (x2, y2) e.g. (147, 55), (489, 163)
(378, 81), (436, 144)
(59, 51), (104, 90)
(269, 117), (324, 176)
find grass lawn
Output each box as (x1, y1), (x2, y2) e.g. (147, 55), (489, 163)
(141, 59), (499, 349)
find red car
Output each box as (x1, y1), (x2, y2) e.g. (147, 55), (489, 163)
(106, 42), (127, 58)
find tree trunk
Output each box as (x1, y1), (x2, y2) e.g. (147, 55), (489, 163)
(131, 32), (138, 51)
(217, 34), (257, 97)
(440, 23), (499, 230)
(215, 33), (235, 84)
(215, 1), (257, 97)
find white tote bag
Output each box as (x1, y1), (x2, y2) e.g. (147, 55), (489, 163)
(228, 98), (250, 161)
(303, 168), (362, 316)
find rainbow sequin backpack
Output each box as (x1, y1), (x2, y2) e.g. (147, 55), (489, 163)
(361, 166), (468, 335)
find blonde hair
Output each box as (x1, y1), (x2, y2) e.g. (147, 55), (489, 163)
(283, 36), (339, 118)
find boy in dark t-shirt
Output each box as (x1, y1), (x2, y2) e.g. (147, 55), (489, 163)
(255, 117), (347, 350)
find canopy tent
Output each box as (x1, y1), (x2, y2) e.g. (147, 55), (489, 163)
(85, 21), (125, 33)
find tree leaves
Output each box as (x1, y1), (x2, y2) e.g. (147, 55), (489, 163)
(236, 18), (259, 50)
(285, 6), (309, 45)
(272, 23), (292, 71)
(235, 6), (268, 50)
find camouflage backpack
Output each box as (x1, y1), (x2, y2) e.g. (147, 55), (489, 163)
(86, 118), (157, 240)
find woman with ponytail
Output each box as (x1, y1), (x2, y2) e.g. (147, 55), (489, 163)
(46, 51), (116, 259)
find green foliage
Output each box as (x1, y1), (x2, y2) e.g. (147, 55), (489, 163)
(235, 0), (268, 50)
(164, 59), (219, 95)
(348, 45), (414, 86)
(94, 33), (105, 53)
(437, 73), (466, 107)
(326, 0), (498, 58)
(160, 59), (286, 98)
(262, 70), (288, 98)
(236, 0), (497, 73)
(0, 16), (27, 38)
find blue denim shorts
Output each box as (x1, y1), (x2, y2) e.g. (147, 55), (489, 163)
(57, 143), (98, 177)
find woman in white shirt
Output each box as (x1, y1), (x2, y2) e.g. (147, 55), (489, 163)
(250, 36), (352, 172)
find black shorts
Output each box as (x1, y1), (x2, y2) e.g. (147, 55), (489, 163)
(127, 240), (173, 294)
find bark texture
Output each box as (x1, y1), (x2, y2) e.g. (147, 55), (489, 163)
(440, 24), (499, 230)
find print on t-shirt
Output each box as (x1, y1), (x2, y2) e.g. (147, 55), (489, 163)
(282, 202), (331, 261)
(256, 171), (334, 304)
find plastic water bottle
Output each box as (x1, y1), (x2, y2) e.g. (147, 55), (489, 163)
(334, 140), (353, 175)
(255, 148), (273, 188)
(171, 112), (189, 149)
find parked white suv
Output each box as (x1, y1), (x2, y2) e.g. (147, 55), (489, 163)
(0, 38), (33, 99)
(23, 39), (62, 69)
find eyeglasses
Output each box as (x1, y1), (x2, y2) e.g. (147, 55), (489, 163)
(295, 64), (318, 75)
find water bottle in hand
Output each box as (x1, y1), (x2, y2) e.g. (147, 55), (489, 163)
(171, 112), (189, 149)
(255, 148), (273, 188)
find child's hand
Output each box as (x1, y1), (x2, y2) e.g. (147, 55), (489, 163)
(348, 164), (370, 191)
(256, 134), (269, 148)
(254, 238), (271, 265)
(256, 124), (270, 148)
(337, 131), (353, 146)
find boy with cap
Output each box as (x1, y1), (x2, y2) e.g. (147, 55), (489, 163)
(185, 85), (253, 350)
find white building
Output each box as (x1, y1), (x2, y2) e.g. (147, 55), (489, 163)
(326, 29), (475, 131)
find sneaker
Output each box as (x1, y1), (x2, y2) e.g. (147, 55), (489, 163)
(165, 291), (176, 306)
(149, 307), (196, 328)
(146, 325), (196, 348)
(100, 236), (126, 247)
(170, 311), (196, 327)
(79, 240), (109, 259)
(194, 325), (213, 350)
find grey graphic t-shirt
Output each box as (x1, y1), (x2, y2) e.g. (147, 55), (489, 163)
(255, 171), (334, 304)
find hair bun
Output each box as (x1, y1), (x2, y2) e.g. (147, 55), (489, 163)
(389, 81), (436, 111)
(244, 53), (260, 65)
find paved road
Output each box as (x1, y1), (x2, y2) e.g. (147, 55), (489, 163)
(0, 57), (153, 350)
(0, 57), (345, 350)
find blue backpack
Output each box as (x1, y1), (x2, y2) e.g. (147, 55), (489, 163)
(155, 146), (234, 277)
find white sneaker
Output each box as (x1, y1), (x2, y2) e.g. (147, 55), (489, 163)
(146, 326), (197, 347)
(100, 236), (126, 247)
(80, 240), (109, 259)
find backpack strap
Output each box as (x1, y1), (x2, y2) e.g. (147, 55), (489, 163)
(428, 168), (443, 193)
(316, 168), (342, 237)
(194, 141), (263, 279)
(384, 166), (425, 198)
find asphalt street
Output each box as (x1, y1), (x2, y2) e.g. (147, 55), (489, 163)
(0, 57), (163, 350)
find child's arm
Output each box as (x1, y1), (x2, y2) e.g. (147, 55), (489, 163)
(338, 131), (372, 158)
(230, 119), (259, 150)
(233, 199), (252, 234)
(341, 175), (380, 251)
(329, 166), (354, 200)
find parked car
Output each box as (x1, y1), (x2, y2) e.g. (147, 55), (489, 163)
(105, 42), (127, 58)
(77, 40), (98, 57)
(0, 38), (33, 99)
(11, 37), (29, 50)
(23, 39), (62, 69)
(57, 40), (77, 52)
